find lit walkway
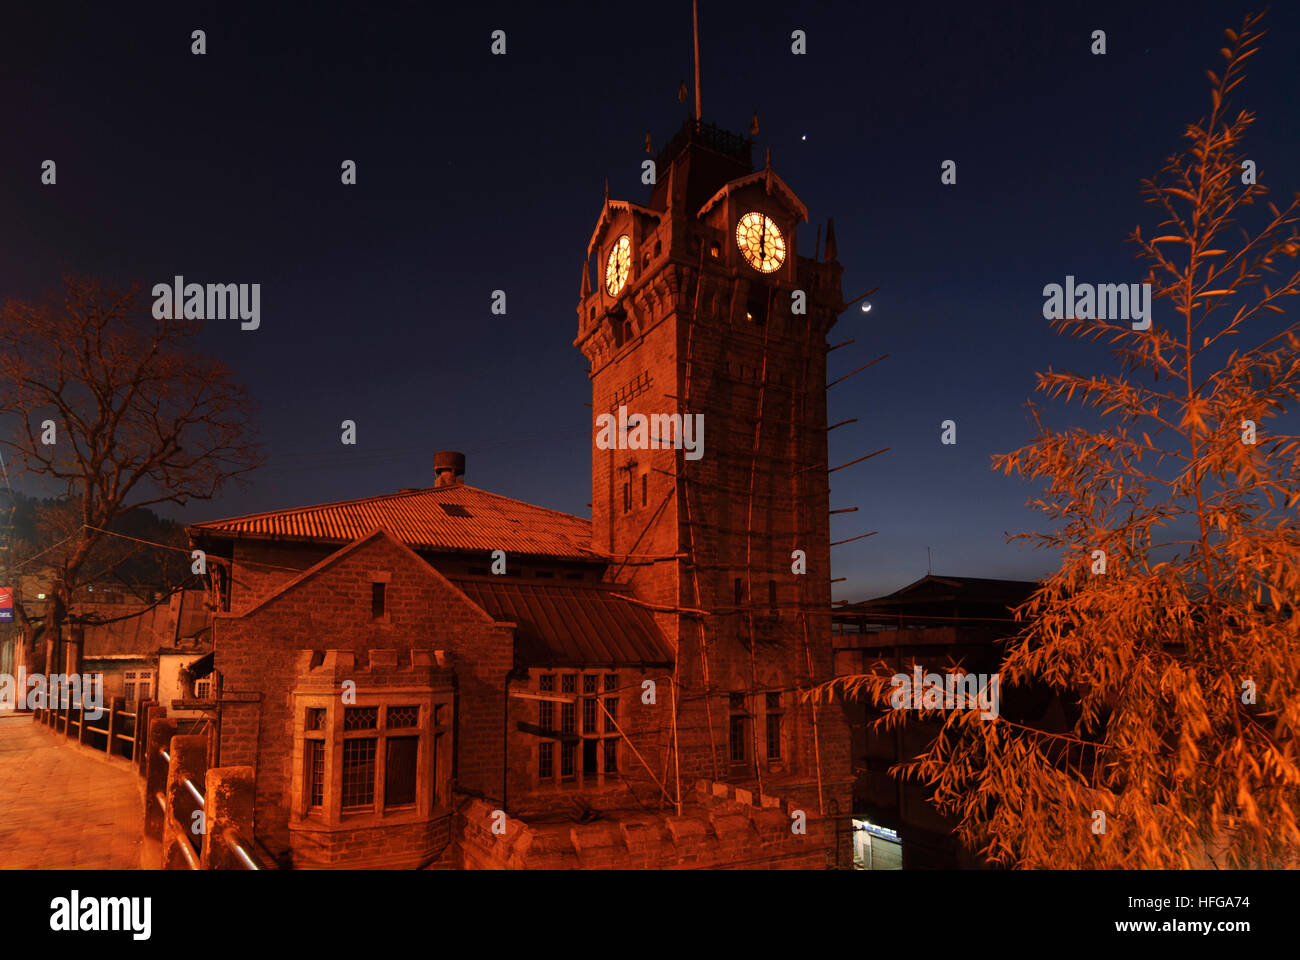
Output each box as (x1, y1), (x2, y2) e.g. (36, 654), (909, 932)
(0, 712), (142, 869)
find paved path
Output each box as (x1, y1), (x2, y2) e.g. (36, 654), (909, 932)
(0, 712), (142, 869)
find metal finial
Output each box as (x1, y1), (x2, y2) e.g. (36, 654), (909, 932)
(692, 0), (703, 120)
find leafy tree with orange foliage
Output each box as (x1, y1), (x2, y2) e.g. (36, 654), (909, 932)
(821, 12), (1300, 868)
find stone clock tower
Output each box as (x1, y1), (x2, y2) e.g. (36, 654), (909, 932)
(576, 118), (852, 848)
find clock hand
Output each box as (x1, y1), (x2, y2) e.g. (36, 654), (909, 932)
(760, 217), (766, 258)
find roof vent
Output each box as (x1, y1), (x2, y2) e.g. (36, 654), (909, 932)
(434, 450), (466, 487)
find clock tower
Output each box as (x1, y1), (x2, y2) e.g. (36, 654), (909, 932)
(576, 118), (852, 845)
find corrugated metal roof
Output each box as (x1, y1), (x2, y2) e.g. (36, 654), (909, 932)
(80, 604), (172, 657)
(450, 576), (673, 668)
(189, 484), (595, 561)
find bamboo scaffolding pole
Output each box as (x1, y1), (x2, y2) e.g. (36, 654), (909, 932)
(829, 448), (890, 473)
(609, 592), (711, 617)
(827, 353), (888, 388)
(796, 299), (827, 818)
(742, 284), (774, 797)
(599, 697), (676, 809)
(683, 250), (720, 782)
(840, 286), (879, 312)
(831, 532), (878, 547)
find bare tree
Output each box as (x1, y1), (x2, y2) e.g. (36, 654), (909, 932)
(0, 275), (262, 670)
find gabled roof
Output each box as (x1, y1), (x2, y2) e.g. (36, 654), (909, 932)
(838, 575), (1037, 621)
(189, 484), (596, 562)
(224, 528), (500, 625)
(451, 576), (673, 668)
(697, 167), (809, 222)
(586, 199), (663, 257)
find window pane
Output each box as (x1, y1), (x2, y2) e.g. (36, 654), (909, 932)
(729, 716), (748, 763)
(603, 697), (617, 733)
(308, 740), (325, 807)
(385, 737), (418, 807)
(583, 697), (596, 733)
(344, 707), (378, 730)
(387, 705), (419, 728)
(603, 737), (618, 775)
(583, 738), (598, 775)
(560, 741), (576, 779)
(561, 701), (575, 735)
(766, 714), (782, 760)
(539, 741), (553, 779)
(561, 674), (576, 694)
(583, 674), (598, 694)
(305, 708), (326, 731)
(539, 674), (554, 692)
(539, 700), (554, 730)
(342, 738), (376, 808)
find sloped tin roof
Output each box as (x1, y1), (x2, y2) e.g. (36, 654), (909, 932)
(451, 575), (673, 668)
(79, 604), (172, 657)
(189, 484), (595, 561)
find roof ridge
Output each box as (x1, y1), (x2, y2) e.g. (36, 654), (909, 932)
(448, 574), (624, 591)
(190, 482), (593, 530)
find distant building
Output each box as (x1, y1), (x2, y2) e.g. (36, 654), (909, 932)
(74, 589), (211, 714)
(4, 585), (211, 716)
(833, 575), (1056, 868)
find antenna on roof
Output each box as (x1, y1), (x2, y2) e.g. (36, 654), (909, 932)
(927, 546), (932, 574)
(692, 0), (703, 121)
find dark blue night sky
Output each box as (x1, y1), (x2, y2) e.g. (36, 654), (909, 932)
(3, 0), (1298, 600)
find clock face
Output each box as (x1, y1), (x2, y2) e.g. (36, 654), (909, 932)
(736, 212), (786, 273)
(605, 235), (631, 296)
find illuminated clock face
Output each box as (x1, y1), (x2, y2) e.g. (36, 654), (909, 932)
(605, 235), (631, 296)
(736, 212), (785, 273)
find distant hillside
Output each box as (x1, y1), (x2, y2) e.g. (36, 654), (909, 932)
(1, 491), (190, 597)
